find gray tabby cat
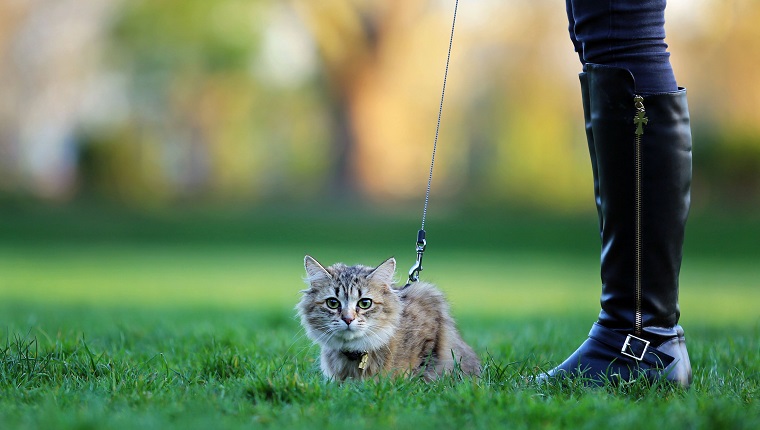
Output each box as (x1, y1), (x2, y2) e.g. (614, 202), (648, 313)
(298, 255), (480, 381)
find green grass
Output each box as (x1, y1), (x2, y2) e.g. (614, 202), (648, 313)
(1, 304), (757, 430)
(1, 206), (759, 429)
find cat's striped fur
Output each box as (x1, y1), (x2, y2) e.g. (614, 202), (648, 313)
(298, 255), (480, 381)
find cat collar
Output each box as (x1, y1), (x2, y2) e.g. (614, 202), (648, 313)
(342, 350), (369, 370)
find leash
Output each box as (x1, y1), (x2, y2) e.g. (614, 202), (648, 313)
(407, 0), (459, 285)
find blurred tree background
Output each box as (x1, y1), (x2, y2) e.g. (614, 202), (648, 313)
(0, 0), (758, 214)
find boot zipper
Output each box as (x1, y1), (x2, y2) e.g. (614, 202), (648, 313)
(633, 95), (647, 336)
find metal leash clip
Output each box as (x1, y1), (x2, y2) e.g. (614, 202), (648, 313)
(407, 229), (427, 283)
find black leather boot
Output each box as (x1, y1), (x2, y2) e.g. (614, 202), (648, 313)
(544, 64), (693, 387)
(580, 72), (602, 235)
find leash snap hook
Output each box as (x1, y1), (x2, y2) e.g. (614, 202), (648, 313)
(408, 230), (427, 283)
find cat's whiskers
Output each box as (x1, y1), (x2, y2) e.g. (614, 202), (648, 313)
(288, 325), (314, 349)
(363, 325), (395, 354)
(285, 319), (332, 370)
(311, 323), (339, 345)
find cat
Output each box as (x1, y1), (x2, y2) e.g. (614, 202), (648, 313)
(298, 255), (480, 381)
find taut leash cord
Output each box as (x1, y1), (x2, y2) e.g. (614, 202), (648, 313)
(407, 0), (459, 284)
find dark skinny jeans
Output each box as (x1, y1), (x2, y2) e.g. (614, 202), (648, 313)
(566, 0), (677, 94)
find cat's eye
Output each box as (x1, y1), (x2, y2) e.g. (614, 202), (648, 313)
(325, 298), (340, 309)
(357, 298), (373, 310)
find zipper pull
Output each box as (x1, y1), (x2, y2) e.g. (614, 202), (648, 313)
(634, 95), (648, 136)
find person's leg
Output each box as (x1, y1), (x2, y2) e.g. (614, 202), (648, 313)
(546, 0), (693, 386)
(566, 1), (602, 234)
(568, 0), (676, 94)
(565, 0), (584, 65)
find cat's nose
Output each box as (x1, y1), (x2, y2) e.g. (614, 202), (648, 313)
(341, 316), (354, 325)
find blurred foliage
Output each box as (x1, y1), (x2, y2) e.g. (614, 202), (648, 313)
(0, 0), (758, 212)
(88, 0), (333, 204)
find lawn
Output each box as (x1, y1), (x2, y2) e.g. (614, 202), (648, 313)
(1, 206), (758, 429)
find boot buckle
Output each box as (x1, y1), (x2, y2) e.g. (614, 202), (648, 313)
(621, 334), (650, 361)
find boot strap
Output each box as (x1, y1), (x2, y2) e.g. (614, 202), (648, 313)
(588, 323), (675, 369)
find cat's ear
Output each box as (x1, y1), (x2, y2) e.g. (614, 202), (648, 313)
(304, 255), (331, 285)
(368, 257), (396, 286)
